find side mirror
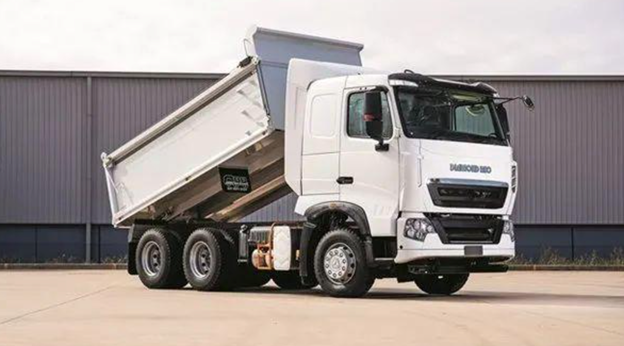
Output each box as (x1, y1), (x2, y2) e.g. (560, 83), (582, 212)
(363, 91), (389, 151)
(522, 95), (535, 111)
(496, 104), (511, 141)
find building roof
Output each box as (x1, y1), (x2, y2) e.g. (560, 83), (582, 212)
(0, 70), (225, 79)
(1, 69), (623, 82)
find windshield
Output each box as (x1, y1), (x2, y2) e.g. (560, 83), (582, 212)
(394, 87), (507, 146)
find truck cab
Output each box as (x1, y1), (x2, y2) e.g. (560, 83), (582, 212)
(287, 60), (516, 274)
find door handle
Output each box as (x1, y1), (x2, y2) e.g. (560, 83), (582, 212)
(336, 176), (354, 185)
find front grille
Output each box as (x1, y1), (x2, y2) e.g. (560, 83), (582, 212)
(427, 214), (503, 244)
(428, 179), (508, 209)
(445, 227), (493, 242)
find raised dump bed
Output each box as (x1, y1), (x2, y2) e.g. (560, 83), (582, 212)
(101, 26), (363, 227)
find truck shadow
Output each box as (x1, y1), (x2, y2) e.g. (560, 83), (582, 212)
(227, 286), (624, 308)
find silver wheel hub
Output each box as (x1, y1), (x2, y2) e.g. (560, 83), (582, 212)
(141, 241), (162, 277)
(323, 243), (356, 284)
(190, 241), (212, 279)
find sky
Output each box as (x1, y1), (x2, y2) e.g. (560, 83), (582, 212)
(1, 0), (623, 75)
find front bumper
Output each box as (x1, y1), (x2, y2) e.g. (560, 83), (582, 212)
(395, 215), (515, 264)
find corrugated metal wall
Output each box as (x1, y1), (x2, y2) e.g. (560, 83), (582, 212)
(0, 73), (220, 225)
(0, 77), (87, 223)
(484, 79), (624, 224)
(1, 74), (623, 227)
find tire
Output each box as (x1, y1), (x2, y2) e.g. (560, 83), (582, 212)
(313, 228), (374, 297)
(183, 228), (234, 291)
(271, 271), (314, 290)
(136, 229), (187, 289)
(414, 274), (469, 295)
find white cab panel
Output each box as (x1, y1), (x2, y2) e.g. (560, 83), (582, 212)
(302, 153), (340, 194)
(338, 79), (400, 237)
(285, 60), (373, 196)
(304, 93), (340, 154)
(300, 78), (345, 195)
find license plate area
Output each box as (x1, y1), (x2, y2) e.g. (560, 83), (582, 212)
(464, 245), (483, 256)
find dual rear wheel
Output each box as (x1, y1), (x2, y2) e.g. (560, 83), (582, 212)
(136, 229), (187, 289)
(136, 228), (269, 291)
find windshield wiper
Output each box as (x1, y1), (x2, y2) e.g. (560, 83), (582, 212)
(437, 131), (503, 145)
(461, 132), (503, 145)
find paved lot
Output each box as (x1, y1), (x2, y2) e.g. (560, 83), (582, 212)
(0, 270), (623, 346)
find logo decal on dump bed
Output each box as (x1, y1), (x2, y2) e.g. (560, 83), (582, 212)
(450, 163), (492, 174)
(219, 167), (252, 193)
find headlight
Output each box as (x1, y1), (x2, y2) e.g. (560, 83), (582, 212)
(404, 218), (436, 241)
(502, 220), (515, 242)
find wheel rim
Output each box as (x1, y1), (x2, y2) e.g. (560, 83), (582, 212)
(141, 241), (162, 277)
(189, 241), (212, 279)
(323, 242), (356, 284)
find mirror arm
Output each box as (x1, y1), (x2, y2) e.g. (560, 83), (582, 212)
(494, 95), (535, 111)
(494, 96), (522, 105)
(375, 138), (389, 152)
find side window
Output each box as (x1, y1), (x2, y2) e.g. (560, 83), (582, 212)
(347, 91), (393, 139)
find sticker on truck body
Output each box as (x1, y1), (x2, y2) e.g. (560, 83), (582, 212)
(219, 167), (252, 193)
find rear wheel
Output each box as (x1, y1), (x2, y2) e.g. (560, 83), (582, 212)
(271, 271), (314, 290)
(414, 274), (469, 295)
(314, 228), (374, 297)
(183, 228), (234, 291)
(136, 229), (187, 289)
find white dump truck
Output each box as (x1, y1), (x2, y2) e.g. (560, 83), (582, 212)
(102, 26), (533, 297)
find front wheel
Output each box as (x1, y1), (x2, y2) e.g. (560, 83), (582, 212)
(414, 274), (469, 295)
(314, 228), (374, 298)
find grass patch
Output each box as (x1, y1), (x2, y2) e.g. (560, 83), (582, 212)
(101, 255), (128, 264)
(510, 247), (624, 266)
(0, 255), (128, 264)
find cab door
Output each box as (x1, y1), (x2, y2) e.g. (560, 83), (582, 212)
(339, 86), (400, 236)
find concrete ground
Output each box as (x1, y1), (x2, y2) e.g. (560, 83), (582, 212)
(0, 271), (623, 346)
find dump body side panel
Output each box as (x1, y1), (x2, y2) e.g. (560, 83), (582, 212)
(104, 62), (272, 226)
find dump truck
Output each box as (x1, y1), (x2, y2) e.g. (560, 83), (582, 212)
(101, 26), (533, 297)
